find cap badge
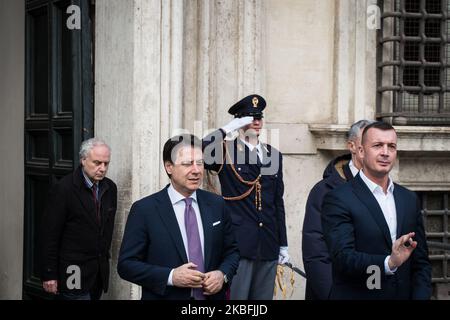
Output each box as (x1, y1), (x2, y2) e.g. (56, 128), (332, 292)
(252, 97), (259, 108)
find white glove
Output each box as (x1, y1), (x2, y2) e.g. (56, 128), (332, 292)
(278, 246), (290, 265)
(221, 116), (254, 134)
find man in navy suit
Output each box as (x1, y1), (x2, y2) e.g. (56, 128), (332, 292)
(118, 134), (239, 300)
(322, 121), (432, 299)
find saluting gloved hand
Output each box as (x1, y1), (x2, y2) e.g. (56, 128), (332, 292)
(278, 246), (290, 264)
(221, 116), (254, 134)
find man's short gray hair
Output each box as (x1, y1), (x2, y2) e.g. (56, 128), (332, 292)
(346, 119), (375, 141)
(79, 138), (111, 161)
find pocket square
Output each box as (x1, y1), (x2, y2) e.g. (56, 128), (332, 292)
(212, 221), (221, 226)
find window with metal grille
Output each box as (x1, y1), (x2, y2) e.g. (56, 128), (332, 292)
(419, 191), (450, 299)
(377, 0), (450, 125)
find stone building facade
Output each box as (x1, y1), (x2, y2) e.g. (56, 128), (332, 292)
(1, 0), (449, 299)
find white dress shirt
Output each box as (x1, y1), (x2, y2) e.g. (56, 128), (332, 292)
(240, 138), (263, 162)
(166, 184), (205, 285)
(359, 170), (398, 274)
(348, 159), (359, 177)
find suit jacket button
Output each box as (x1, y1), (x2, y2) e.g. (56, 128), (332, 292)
(259, 222), (263, 227)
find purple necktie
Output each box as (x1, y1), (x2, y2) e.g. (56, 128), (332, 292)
(183, 198), (205, 300)
(92, 184), (100, 224)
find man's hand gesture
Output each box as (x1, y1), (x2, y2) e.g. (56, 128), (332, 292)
(388, 232), (417, 270)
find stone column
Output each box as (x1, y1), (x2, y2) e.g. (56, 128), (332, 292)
(333, 0), (377, 124)
(183, 0), (264, 135)
(96, 0), (169, 299)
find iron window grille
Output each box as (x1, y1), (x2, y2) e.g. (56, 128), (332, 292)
(419, 191), (450, 299)
(377, 0), (450, 125)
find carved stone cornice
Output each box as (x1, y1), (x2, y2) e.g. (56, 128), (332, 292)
(309, 124), (450, 152)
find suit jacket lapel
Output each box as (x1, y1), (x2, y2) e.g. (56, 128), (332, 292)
(343, 162), (354, 181)
(393, 185), (405, 238)
(156, 188), (188, 263)
(72, 168), (100, 229)
(352, 174), (393, 248)
(98, 180), (111, 226)
(197, 190), (213, 271)
(98, 179), (110, 201)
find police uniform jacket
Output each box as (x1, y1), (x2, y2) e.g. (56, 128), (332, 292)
(203, 129), (287, 261)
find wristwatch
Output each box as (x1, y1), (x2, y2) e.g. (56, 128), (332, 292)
(223, 273), (229, 284)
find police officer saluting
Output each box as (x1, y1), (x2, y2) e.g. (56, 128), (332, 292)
(203, 94), (289, 300)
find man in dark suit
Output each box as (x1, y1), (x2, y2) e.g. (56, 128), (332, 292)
(40, 138), (117, 300)
(302, 119), (373, 300)
(322, 122), (432, 299)
(202, 94), (288, 300)
(118, 134), (239, 300)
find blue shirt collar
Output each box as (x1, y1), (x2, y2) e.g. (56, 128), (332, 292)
(81, 167), (98, 189)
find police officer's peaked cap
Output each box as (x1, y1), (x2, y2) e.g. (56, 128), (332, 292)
(228, 94), (266, 119)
